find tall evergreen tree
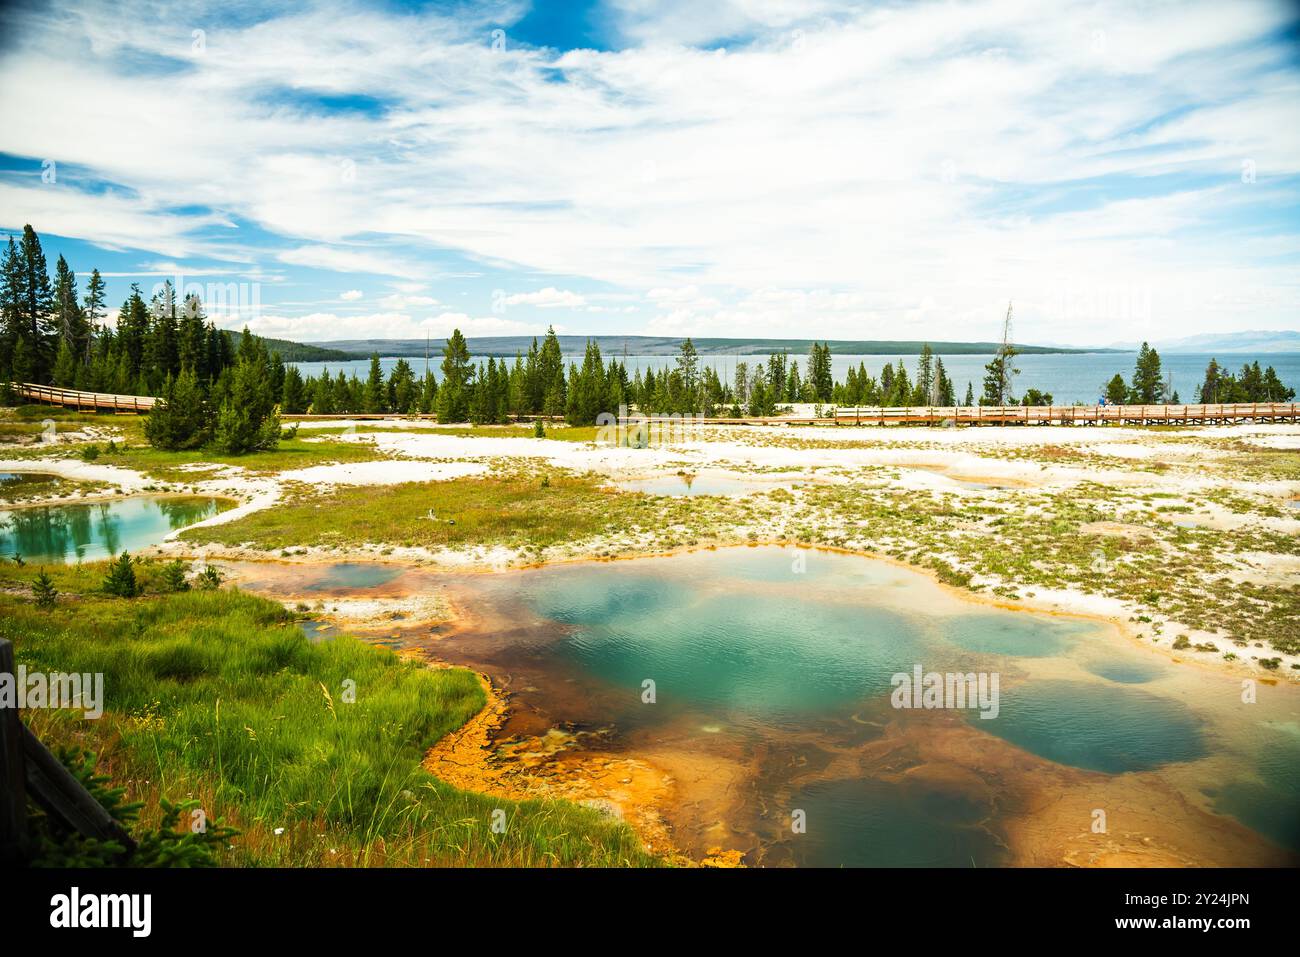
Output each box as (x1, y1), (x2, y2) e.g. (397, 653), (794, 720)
(118, 284), (150, 380)
(934, 356), (955, 405)
(53, 255), (90, 369)
(211, 328), (279, 454)
(281, 364), (307, 414)
(0, 238), (23, 379)
(1130, 342), (1164, 404)
(82, 268), (106, 364)
(17, 225), (55, 381)
(916, 344), (935, 404)
(1104, 373), (1129, 404)
(364, 353), (386, 412)
(436, 329), (473, 422)
(145, 368), (212, 450)
(538, 326), (566, 416)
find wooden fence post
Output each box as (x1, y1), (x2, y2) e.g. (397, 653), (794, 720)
(0, 638), (137, 862)
(0, 639), (27, 865)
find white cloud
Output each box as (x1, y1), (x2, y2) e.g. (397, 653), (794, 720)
(246, 309), (547, 341)
(277, 245), (426, 280)
(418, 312), (551, 338)
(1, 0), (1297, 342)
(499, 287), (588, 308)
(378, 293), (439, 310)
(340, 289), (363, 301)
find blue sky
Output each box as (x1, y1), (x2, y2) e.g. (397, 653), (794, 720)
(1, 0), (1298, 347)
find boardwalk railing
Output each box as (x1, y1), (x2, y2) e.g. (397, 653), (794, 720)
(1, 639), (135, 864)
(11, 382), (155, 413)
(825, 402), (1300, 426)
(9, 382), (1297, 426)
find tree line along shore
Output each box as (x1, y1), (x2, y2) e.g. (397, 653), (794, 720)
(3, 223), (1295, 458)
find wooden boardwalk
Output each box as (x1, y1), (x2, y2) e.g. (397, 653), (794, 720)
(10, 382), (1297, 426)
(12, 382), (155, 413)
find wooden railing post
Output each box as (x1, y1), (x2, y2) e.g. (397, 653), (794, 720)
(0, 639), (26, 864)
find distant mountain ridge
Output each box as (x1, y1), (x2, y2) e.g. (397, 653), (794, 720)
(224, 330), (356, 362)
(1146, 330), (1300, 354)
(311, 335), (1118, 358)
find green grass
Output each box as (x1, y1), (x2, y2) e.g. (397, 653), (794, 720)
(2, 410), (390, 478)
(94, 436), (390, 480)
(0, 406), (107, 440)
(1, 560), (658, 866)
(182, 471), (637, 552)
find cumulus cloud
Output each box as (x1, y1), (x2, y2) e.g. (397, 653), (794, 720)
(246, 309), (547, 341)
(1, 0), (1297, 343)
(418, 312), (551, 337)
(340, 289), (363, 301)
(277, 245), (426, 280)
(498, 287), (588, 308)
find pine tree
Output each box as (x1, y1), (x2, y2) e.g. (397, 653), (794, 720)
(934, 357), (955, 405)
(364, 353), (385, 412)
(469, 361), (491, 424)
(10, 334), (34, 383)
(1261, 365), (1295, 401)
(1104, 373), (1129, 405)
(1130, 342), (1163, 404)
(53, 254), (89, 369)
(916, 344), (935, 404)
(211, 330), (279, 454)
(0, 237), (23, 379)
(177, 294), (206, 378)
(436, 329), (473, 423)
(809, 342), (833, 402)
(566, 340), (606, 425)
(51, 337), (77, 387)
(118, 285), (150, 380)
(281, 365), (307, 414)
(676, 338), (699, 411)
(82, 268), (106, 364)
(388, 358), (415, 413)
(418, 369), (438, 414)
(539, 326), (566, 416)
(160, 560), (190, 593)
(981, 351), (1018, 405)
(1196, 358), (1224, 404)
(146, 280), (180, 389)
(31, 569), (58, 609)
(145, 367), (212, 450)
(103, 552), (140, 598)
(17, 225), (56, 381)
(887, 360), (911, 406)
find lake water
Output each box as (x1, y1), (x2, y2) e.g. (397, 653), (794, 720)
(288, 352), (1300, 405)
(255, 546), (1298, 867)
(0, 496), (227, 563)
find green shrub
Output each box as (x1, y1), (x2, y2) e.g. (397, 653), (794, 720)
(103, 552), (141, 597)
(195, 565), (224, 590)
(160, 560), (191, 593)
(31, 570), (57, 609)
(145, 368), (212, 451)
